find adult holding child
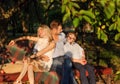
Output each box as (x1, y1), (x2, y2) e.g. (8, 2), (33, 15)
(8, 25), (55, 84)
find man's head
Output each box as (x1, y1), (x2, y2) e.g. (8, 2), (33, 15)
(50, 20), (62, 34)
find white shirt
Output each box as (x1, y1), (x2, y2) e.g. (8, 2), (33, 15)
(52, 32), (66, 58)
(64, 42), (84, 59)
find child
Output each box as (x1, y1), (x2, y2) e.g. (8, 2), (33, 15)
(64, 32), (96, 84)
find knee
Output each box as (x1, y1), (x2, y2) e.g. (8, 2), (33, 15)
(28, 64), (33, 70)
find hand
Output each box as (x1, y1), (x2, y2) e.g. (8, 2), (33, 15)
(30, 54), (36, 59)
(8, 40), (15, 46)
(80, 59), (87, 65)
(40, 55), (50, 62)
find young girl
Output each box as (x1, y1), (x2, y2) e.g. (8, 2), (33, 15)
(9, 25), (55, 84)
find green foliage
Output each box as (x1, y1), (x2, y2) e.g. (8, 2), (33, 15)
(110, 56), (120, 81)
(97, 27), (108, 43)
(115, 33), (120, 41)
(73, 18), (79, 27)
(62, 0), (120, 43)
(103, 1), (115, 19)
(114, 71), (120, 81)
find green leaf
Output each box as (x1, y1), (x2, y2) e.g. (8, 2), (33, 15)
(97, 28), (108, 43)
(116, 18), (120, 32)
(109, 23), (116, 31)
(83, 15), (92, 24)
(71, 8), (78, 16)
(63, 13), (70, 22)
(68, 2), (72, 10)
(116, 0), (120, 13)
(97, 27), (101, 39)
(73, 18), (79, 27)
(116, 71), (120, 75)
(79, 10), (95, 19)
(99, 0), (107, 6)
(62, 5), (66, 13)
(115, 33), (120, 41)
(72, 2), (80, 9)
(78, 16), (82, 21)
(101, 31), (108, 43)
(104, 1), (115, 19)
(62, 0), (68, 4)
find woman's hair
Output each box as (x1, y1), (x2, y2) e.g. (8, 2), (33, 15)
(37, 25), (53, 42)
(50, 20), (62, 29)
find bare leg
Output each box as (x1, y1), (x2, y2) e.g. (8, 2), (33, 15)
(15, 60), (28, 82)
(28, 64), (34, 84)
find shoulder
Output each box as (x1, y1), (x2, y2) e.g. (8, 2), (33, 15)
(74, 43), (84, 50)
(59, 32), (66, 39)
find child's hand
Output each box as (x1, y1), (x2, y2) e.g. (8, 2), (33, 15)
(81, 59), (87, 65)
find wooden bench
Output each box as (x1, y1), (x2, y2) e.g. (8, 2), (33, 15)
(0, 40), (113, 84)
(74, 66), (113, 84)
(0, 71), (59, 84)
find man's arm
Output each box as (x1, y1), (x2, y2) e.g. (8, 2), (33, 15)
(35, 41), (55, 57)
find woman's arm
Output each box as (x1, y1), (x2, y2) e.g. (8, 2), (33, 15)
(8, 36), (38, 46)
(14, 36), (38, 42)
(30, 41), (55, 58)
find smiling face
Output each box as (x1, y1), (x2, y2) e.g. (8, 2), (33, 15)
(67, 32), (76, 44)
(37, 25), (53, 41)
(37, 27), (45, 37)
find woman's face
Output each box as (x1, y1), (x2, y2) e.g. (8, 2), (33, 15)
(37, 28), (46, 37)
(56, 25), (63, 34)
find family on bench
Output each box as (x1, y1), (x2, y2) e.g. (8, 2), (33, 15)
(7, 20), (96, 84)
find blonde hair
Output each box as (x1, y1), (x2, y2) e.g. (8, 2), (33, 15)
(37, 25), (53, 42)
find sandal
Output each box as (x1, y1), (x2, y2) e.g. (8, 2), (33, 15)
(13, 80), (22, 84)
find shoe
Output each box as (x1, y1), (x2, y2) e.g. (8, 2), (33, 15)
(13, 80), (22, 84)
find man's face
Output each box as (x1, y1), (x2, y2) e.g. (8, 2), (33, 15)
(56, 25), (63, 34)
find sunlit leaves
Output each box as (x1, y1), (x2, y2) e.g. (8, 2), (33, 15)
(62, 0), (80, 23)
(62, 0), (120, 43)
(109, 18), (120, 32)
(63, 13), (70, 22)
(116, 0), (120, 14)
(104, 1), (115, 19)
(83, 15), (92, 24)
(79, 10), (95, 19)
(73, 17), (79, 27)
(115, 33), (120, 41)
(97, 27), (108, 43)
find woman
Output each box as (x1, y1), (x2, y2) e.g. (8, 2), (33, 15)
(9, 25), (55, 84)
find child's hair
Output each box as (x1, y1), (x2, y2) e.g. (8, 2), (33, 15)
(67, 32), (77, 41)
(50, 20), (62, 29)
(37, 25), (53, 42)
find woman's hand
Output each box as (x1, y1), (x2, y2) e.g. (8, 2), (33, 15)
(40, 55), (50, 62)
(8, 40), (15, 46)
(30, 54), (36, 59)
